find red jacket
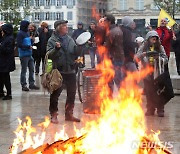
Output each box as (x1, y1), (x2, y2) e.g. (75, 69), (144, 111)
(156, 27), (173, 57)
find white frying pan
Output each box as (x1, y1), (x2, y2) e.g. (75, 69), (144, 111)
(76, 32), (91, 45)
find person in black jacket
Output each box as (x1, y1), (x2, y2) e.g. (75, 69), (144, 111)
(37, 22), (52, 75)
(172, 26), (180, 75)
(0, 24), (15, 100)
(72, 22), (85, 40)
(121, 16), (138, 72)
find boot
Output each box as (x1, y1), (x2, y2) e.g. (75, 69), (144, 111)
(51, 112), (59, 124)
(65, 112), (80, 122)
(65, 104), (80, 122)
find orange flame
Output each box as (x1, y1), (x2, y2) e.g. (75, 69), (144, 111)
(10, 6), (171, 154)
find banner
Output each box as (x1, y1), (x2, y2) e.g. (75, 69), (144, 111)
(158, 9), (176, 27)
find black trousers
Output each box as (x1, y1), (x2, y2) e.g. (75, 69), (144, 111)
(0, 72), (11, 96)
(49, 73), (76, 115)
(175, 52), (180, 75)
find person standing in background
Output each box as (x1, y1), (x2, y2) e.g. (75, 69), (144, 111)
(37, 22), (52, 75)
(28, 23), (39, 75)
(87, 21), (101, 68)
(17, 20), (39, 91)
(156, 18), (176, 71)
(172, 25), (180, 75)
(0, 24), (15, 100)
(72, 22), (85, 41)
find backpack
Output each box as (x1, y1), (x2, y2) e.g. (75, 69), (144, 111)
(41, 52), (63, 94)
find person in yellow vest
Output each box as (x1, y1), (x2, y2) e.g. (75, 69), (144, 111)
(134, 31), (168, 117)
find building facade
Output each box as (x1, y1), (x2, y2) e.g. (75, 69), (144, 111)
(107, 0), (180, 35)
(77, 0), (107, 29)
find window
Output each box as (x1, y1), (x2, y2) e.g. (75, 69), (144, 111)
(24, 0), (29, 6)
(62, 0), (66, 5)
(136, 0), (144, 10)
(35, 12), (40, 20)
(56, 12), (64, 20)
(119, 0), (127, 10)
(56, 0), (62, 6)
(67, 0), (73, 8)
(45, 0), (51, 6)
(35, 0), (40, 6)
(45, 12), (50, 20)
(67, 11), (73, 20)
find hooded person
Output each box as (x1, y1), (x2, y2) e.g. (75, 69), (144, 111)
(134, 30), (168, 117)
(17, 20), (39, 91)
(121, 16), (138, 72)
(0, 24), (15, 100)
(72, 21), (85, 40)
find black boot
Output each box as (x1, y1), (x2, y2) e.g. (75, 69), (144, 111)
(50, 112), (59, 124)
(2, 95), (12, 100)
(65, 104), (80, 122)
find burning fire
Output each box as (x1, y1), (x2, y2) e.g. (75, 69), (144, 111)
(9, 46), (171, 153)
(9, 6), (172, 154)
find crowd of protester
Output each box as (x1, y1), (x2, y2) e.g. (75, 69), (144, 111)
(0, 13), (179, 123)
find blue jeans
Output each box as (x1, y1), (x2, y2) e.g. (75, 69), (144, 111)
(89, 47), (101, 68)
(108, 61), (124, 97)
(20, 56), (35, 87)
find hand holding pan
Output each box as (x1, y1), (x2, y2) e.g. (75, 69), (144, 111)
(76, 32), (91, 45)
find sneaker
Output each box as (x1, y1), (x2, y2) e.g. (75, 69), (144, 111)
(29, 85), (40, 90)
(22, 86), (29, 91)
(2, 95), (12, 100)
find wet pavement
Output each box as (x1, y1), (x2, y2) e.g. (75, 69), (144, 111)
(0, 54), (180, 154)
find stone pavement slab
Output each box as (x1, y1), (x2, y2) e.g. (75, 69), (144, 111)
(0, 55), (180, 154)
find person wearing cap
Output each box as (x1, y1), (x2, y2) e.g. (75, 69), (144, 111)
(17, 20), (39, 91)
(37, 22), (52, 75)
(134, 30), (168, 117)
(104, 13), (124, 97)
(0, 24), (15, 100)
(47, 20), (81, 123)
(156, 18), (176, 71)
(72, 22), (85, 41)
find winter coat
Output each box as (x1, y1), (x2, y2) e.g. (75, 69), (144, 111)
(156, 26), (173, 57)
(72, 28), (85, 40)
(135, 31), (168, 79)
(106, 24), (124, 62)
(47, 32), (80, 74)
(121, 25), (138, 63)
(17, 20), (32, 58)
(0, 24), (15, 72)
(38, 27), (52, 56)
(172, 31), (180, 56)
